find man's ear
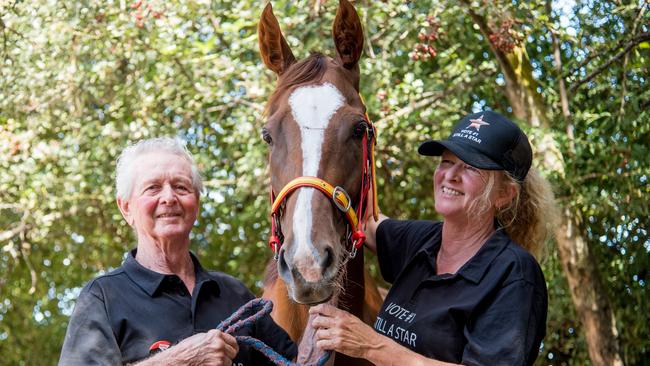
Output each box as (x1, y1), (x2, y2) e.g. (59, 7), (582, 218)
(117, 197), (134, 226)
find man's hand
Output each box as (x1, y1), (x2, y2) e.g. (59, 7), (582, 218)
(136, 329), (239, 366)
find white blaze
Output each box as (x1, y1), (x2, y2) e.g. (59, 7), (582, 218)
(288, 83), (344, 267)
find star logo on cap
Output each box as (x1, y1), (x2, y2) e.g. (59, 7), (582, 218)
(467, 115), (490, 131)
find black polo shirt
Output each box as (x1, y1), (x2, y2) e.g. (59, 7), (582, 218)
(59, 250), (296, 365)
(374, 220), (547, 366)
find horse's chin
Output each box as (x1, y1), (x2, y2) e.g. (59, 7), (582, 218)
(292, 291), (334, 306)
(287, 282), (336, 305)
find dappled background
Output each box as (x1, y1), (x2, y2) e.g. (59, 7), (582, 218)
(0, 0), (648, 365)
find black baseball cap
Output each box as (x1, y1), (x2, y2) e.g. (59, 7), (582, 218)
(418, 111), (532, 182)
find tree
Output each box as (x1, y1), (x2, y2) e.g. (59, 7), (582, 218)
(0, 0), (648, 364)
(359, 0), (648, 364)
(453, 1), (647, 364)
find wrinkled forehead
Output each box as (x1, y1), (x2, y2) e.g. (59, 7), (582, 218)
(132, 153), (193, 183)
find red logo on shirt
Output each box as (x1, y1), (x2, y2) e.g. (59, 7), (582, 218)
(149, 340), (171, 354)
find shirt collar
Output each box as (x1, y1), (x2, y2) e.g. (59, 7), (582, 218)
(418, 227), (510, 284)
(123, 249), (221, 297)
(456, 229), (509, 283)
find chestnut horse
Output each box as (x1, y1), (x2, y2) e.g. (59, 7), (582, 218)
(258, 1), (382, 365)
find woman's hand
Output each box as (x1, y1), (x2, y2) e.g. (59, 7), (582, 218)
(309, 304), (382, 359)
(310, 305), (458, 366)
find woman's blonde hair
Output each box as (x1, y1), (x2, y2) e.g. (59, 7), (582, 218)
(497, 169), (556, 259)
(467, 168), (556, 259)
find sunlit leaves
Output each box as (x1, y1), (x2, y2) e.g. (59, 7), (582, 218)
(0, 0), (648, 364)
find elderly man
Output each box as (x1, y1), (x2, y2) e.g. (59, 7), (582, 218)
(59, 137), (296, 365)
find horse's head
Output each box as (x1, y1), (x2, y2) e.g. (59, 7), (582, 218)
(259, 0), (369, 305)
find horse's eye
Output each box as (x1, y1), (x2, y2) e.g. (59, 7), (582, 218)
(352, 121), (368, 139)
(262, 127), (273, 145)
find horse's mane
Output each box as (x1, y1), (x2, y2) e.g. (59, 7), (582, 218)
(266, 52), (327, 114)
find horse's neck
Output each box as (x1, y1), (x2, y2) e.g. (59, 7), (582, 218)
(263, 262), (310, 342)
(329, 249), (378, 366)
(263, 250), (381, 366)
(337, 248), (366, 318)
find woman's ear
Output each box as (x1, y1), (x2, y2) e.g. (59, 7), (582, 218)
(495, 176), (518, 210)
(117, 198), (134, 226)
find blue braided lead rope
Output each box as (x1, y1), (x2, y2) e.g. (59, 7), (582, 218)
(216, 298), (331, 366)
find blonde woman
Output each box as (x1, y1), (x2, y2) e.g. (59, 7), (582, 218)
(311, 111), (555, 366)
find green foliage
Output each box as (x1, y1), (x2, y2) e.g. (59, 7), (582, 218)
(0, 0), (648, 364)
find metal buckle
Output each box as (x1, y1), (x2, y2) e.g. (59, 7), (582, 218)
(349, 245), (358, 259)
(344, 225), (357, 259)
(332, 186), (351, 212)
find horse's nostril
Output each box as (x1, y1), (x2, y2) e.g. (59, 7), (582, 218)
(322, 247), (334, 272)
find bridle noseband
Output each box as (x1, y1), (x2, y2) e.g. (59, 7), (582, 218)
(268, 106), (378, 260)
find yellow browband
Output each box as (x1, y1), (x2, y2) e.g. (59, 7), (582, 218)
(271, 176), (359, 229)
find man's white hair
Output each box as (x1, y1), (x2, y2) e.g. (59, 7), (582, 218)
(115, 137), (203, 200)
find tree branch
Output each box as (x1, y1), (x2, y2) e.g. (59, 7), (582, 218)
(236, 97), (266, 113)
(0, 209), (29, 264)
(18, 226), (37, 295)
(619, 5), (646, 119)
(374, 92), (444, 126)
(566, 45), (605, 78)
(1, 18), (7, 59)
(460, 1), (517, 85)
(547, 0), (574, 155)
(0, 203), (22, 210)
(0, 208), (29, 242)
(374, 72), (472, 126)
(173, 57), (198, 90)
(570, 32), (650, 92)
(0, 223), (27, 242)
(362, 5), (376, 59)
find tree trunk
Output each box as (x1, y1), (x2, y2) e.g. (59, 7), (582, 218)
(462, 3), (624, 365)
(555, 210), (623, 366)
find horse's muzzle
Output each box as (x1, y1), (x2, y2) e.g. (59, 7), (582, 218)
(278, 246), (339, 304)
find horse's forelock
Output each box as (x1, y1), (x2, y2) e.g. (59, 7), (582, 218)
(265, 53), (328, 115)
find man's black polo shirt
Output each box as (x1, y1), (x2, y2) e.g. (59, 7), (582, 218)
(374, 219), (547, 366)
(59, 250), (296, 365)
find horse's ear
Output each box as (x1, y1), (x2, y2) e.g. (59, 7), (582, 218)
(332, 0), (364, 69)
(258, 3), (296, 76)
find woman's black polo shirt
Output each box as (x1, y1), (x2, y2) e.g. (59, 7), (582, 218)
(59, 251), (296, 365)
(375, 219), (547, 366)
